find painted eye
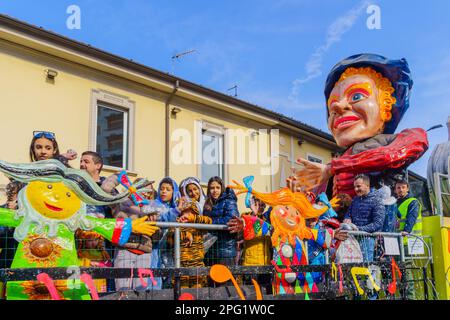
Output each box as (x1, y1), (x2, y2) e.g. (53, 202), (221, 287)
(47, 185), (52, 189)
(66, 192), (71, 197)
(351, 92), (365, 102)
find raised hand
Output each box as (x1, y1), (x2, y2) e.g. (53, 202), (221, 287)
(290, 158), (332, 191)
(176, 197), (187, 213)
(62, 149), (78, 160)
(227, 217), (244, 233)
(333, 229), (349, 241)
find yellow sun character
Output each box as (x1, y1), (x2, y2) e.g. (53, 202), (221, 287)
(26, 181), (81, 220)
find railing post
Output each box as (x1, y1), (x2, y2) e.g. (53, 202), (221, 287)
(174, 227), (181, 300)
(174, 227), (181, 268)
(422, 266), (429, 300)
(399, 234), (406, 263)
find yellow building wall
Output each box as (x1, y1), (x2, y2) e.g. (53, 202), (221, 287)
(0, 40), (165, 201)
(168, 102), (272, 212)
(272, 131), (333, 190)
(0, 38), (335, 214)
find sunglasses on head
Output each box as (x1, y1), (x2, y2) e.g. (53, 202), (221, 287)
(33, 131), (56, 140)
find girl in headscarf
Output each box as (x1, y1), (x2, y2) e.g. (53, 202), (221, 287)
(179, 177), (206, 214)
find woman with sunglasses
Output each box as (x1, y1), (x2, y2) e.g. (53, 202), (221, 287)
(29, 131), (77, 163)
(0, 132), (76, 297)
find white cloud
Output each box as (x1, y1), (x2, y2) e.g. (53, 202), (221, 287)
(288, 0), (370, 108)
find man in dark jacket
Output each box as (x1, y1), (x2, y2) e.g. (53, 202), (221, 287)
(344, 174), (385, 262)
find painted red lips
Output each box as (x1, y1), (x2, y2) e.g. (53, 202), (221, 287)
(333, 115), (361, 130)
(44, 202), (63, 212)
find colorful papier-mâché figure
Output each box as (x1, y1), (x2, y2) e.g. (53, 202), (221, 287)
(0, 160), (159, 300)
(228, 178), (343, 295)
(289, 54), (429, 198)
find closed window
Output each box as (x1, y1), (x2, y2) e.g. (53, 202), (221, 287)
(201, 128), (224, 183)
(96, 104), (128, 168)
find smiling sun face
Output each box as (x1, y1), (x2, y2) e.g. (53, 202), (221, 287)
(26, 181), (81, 220)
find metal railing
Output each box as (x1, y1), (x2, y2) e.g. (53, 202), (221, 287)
(154, 221), (228, 269)
(0, 223), (437, 300)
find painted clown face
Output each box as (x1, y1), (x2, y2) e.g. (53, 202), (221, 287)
(26, 181), (81, 220)
(327, 74), (384, 147)
(272, 205), (301, 232)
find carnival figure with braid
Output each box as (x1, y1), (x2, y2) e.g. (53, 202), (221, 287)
(227, 177), (347, 295)
(0, 159), (159, 300)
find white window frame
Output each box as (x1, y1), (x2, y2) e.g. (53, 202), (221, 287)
(89, 89), (135, 171)
(196, 120), (227, 185)
(307, 153), (324, 164)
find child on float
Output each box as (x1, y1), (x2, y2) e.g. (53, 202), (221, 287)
(240, 195), (273, 293)
(203, 176), (240, 267)
(150, 177), (184, 289)
(29, 130), (77, 164)
(177, 200), (212, 288)
(179, 177), (206, 214)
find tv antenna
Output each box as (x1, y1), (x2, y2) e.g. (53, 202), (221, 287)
(171, 49), (196, 75)
(227, 85), (238, 97)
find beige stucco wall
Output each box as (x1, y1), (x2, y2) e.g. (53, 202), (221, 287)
(272, 131), (333, 190)
(0, 37), (335, 213)
(0, 39), (166, 201)
(168, 98), (273, 211)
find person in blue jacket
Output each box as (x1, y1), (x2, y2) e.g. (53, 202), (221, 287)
(343, 174), (385, 263)
(203, 176), (239, 266)
(151, 177), (183, 289)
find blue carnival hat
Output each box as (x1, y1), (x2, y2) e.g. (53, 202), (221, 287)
(324, 53), (413, 134)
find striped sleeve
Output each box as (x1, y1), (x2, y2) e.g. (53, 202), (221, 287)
(242, 215), (273, 240)
(86, 216), (132, 246)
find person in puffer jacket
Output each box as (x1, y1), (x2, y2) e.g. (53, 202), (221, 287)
(344, 174), (385, 262)
(203, 176), (239, 266)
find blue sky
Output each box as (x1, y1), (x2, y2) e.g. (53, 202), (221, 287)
(1, 0), (449, 177)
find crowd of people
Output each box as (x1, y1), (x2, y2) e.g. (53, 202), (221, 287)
(0, 130), (423, 297)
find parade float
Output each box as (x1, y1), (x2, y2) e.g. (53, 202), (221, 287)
(426, 116), (450, 299)
(0, 159), (159, 300)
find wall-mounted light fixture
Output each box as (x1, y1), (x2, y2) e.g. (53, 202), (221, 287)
(250, 130), (260, 138)
(171, 107), (182, 116)
(297, 138), (304, 146)
(45, 69), (58, 80)
(331, 152), (341, 158)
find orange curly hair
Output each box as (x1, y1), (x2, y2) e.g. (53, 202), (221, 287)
(336, 67), (396, 123)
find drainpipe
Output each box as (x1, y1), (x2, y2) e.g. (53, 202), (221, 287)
(165, 80), (179, 177)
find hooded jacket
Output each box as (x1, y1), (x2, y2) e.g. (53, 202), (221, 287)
(150, 177), (181, 286)
(154, 177), (181, 222)
(179, 177), (206, 214)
